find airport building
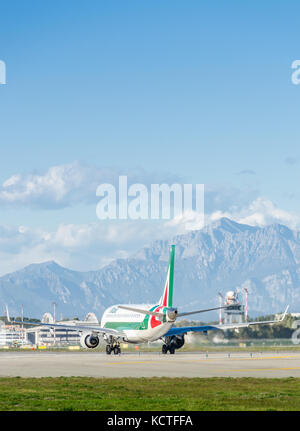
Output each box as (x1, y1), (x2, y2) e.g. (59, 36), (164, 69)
(218, 289), (248, 325)
(0, 319), (26, 346)
(0, 310), (102, 347)
(25, 312), (101, 346)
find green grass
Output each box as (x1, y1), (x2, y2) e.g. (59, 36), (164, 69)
(1, 377), (300, 411)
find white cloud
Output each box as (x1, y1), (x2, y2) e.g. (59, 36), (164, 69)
(208, 197), (300, 230)
(285, 156), (299, 166)
(0, 162), (114, 209)
(0, 196), (300, 276)
(165, 210), (205, 232)
(0, 217), (193, 276)
(0, 162), (260, 226)
(236, 169), (256, 176)
(1, 162), (300, 276)
(0, 161), (182, 210)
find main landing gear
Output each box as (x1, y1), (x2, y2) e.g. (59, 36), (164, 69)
(161, 335), (185, 354)
(162, 344), (175, 354)
(105, 335), (121, 355)
(106, 344), (121, 355)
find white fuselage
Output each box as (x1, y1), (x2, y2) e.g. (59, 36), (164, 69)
(101, 304), (174, 343)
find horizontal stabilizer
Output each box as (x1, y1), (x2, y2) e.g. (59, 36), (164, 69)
(177, 305), (229, 318)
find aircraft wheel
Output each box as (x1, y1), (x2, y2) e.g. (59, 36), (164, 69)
(106, 345), (112, 355)
(162, 344), (168, 354)
(113, 346), (120, 355)
(169, 346), (175, 354)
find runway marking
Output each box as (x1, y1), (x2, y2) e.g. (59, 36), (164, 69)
(180, 355), (299, 362)
(229, 367), (300, 372)
(105, 360), (163, 365)
(163, 355), (296, 362)
(100, 355), (299, 366)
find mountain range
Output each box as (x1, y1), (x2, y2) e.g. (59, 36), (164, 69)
(1, 217), (299, 320)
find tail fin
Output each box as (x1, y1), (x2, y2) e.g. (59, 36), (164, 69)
(160, 245), (175, 307)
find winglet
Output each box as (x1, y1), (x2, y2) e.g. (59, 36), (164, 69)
(280, 305), (289, 321)
(5, 304), (10, 323)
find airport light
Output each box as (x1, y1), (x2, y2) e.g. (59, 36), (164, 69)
(52, 302), (57, 345)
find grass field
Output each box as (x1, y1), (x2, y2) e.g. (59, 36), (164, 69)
(1, 377), (300, 411)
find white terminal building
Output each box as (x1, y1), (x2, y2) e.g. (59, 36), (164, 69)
(26, 312), (102, 346)
(0, 319), (26, 346)
(0, 311), (102, 347)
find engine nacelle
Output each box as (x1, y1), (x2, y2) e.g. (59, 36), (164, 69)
(166, 307), (178, 322)
(170, 335), (185, 350)
(80, 333), (100, 349)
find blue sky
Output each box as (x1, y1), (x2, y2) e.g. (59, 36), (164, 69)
(0, 1), (300, 274)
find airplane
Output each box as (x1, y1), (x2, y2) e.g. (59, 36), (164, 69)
(19, 245), (289, 355)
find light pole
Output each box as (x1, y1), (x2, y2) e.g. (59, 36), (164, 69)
(52, 302), (57, 345)
(244, 288), (248, 322)
(218, 292), (223, 325)
(21, 304), (24, 345)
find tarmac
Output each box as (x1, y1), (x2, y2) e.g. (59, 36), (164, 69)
(1, 350), (300, 378)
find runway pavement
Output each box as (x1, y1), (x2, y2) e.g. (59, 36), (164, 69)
(1, 350), (300, 378)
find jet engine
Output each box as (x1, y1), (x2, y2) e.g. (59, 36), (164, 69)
(80, 333), (100, 349)
(166, 308), (178, 322)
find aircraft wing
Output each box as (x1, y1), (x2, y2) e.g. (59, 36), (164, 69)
(16, 321), (124, 338)
(165, 306), (289, 336)
(165, 325), (218, 336)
